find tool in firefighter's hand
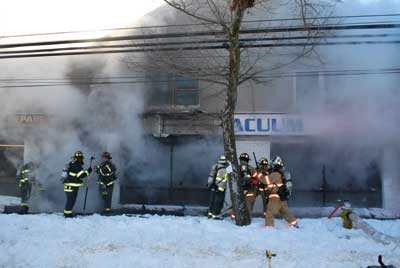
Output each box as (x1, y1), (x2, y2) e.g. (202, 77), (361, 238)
(83, 186), (89, 212)
(265, 249), (276, 268)
(83, 159), (94, 212)
(253, 152), (259, 170)
(252, 152), (261, 185)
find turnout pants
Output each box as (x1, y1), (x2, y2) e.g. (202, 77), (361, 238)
(245, 187), (267, 218)
(99, 184), (114, 212)
(64, 185), (80, 217)
(208, 188), (226, 218)
(19, 182), (32, 213)
(265, 199), (297, 227)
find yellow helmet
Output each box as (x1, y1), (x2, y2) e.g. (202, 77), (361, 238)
(259, 158), (269, 168)
(239, 153), (250, 162)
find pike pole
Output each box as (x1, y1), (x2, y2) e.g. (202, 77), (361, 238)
(83, 157), (95, 212)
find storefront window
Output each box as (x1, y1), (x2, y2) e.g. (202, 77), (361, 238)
(174, 76), (199, 107)
(145, 73), (199, 108)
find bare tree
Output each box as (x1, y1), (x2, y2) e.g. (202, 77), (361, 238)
(126, 0), (335, 226)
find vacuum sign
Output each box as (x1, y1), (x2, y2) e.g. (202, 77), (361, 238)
(234, 114), (305, 135)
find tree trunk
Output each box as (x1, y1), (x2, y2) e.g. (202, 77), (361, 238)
(222, 5), (251, 226)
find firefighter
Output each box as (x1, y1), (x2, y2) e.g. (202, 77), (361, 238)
(239, 153), (257, 218)
(254, 158), (270, 215)
(16, 161), (37, 214)
(271, 156), (293, 196)
(207, 155), (229, 219)
(61, 151), (92, 217)
(95, 152), (117, 215)
(265, 156), (298, 227)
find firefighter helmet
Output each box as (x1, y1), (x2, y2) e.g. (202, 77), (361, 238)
(102, 151), (112, 160)
(73, 151), (84, 161)
(272, 156), (284, 168)
(239, 153), (250, 162)
(259, 158), (269, 168)
(218, 155), (227, 164)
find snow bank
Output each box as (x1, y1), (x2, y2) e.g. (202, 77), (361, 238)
(0, 215), (398, 268)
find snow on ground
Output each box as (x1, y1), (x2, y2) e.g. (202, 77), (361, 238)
(0, 214), (399, 268)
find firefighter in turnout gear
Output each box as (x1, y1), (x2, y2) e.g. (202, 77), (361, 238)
(252, 158), (270, 215)
(16, 162), (37, 214)
(265, 156), (298, 227)
(271, 156), (293, 196)
(95, 152), (117, 214)
(207, 155), (229, 219)
(62, 151), (92, 217)
(239, 153), (257, 218)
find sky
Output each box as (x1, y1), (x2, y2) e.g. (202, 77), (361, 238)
(1, 0), (164, 36)
(0, 0), (397, 36)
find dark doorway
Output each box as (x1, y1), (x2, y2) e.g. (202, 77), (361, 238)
(0, 144), (24, 196)
(271, 141), (382, 208)
(120, 136), (223, 206)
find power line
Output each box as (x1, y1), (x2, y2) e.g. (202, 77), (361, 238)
(2, 13), (400, 39)
(2, 32), (399, 56)
(1, 40), (400, 60)
(2, 67), (400, 88)
(1, 22), (400, 50)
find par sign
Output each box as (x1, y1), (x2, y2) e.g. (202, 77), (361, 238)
(234, 113), (305, 135)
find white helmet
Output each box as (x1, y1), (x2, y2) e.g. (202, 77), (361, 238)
(272, 156), (284, 168)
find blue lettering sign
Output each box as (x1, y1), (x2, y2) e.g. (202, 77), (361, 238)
(257, 118), (270, 132)
(244, 118), (256, 132)
(234, 118), (243, 132)
(271, 118), (281, 133)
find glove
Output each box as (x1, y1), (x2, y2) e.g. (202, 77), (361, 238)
(87, 167), (93, 173)
(90, 156), (95, 161)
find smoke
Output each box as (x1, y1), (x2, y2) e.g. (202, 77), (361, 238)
(0, 48), (149, 211)
(0, 23), (222, 212)
(273, 0), (400, 206)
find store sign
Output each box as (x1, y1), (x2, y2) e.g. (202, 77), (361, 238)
(15, 114), (48, 125)
(234, 113), (305, 135)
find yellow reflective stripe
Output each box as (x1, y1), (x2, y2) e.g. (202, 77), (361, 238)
(64, 183), (83, 187)
(218, 187), (225, 192)
(215, 177), (223, 181)
(76, 170), (85, 177)
(105, 208), (111, 211)
(64, 210), (73, 214)
(22, 169), (30, 173)
(107, 181), (114, 186)
(19, 179), (28, 182)
(21, 203), (28, 206)
(106, 165), (112, 172)
(69, 172), (77, 177)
